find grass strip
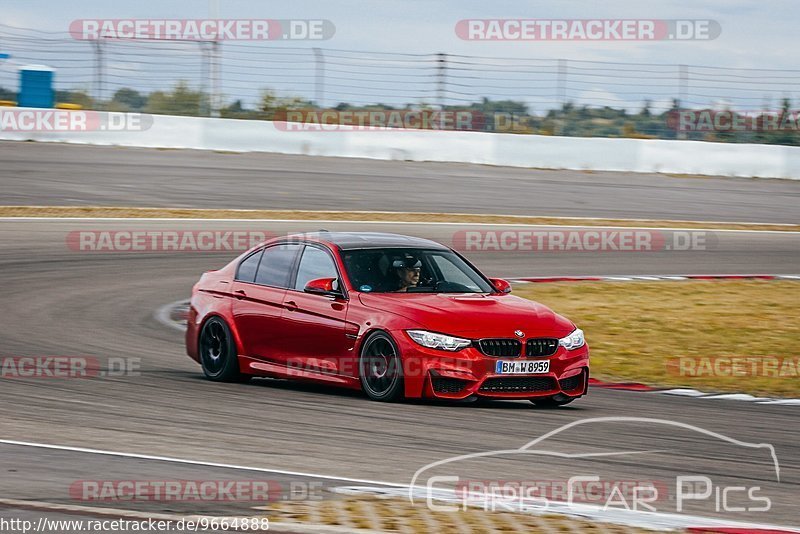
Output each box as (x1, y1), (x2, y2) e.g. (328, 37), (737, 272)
(514, 280), (800, 397)
(0, 205), (797, 232)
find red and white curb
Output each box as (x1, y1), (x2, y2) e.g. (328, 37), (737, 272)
(510, 274), (800, 283)
(590, 380), (800, 406)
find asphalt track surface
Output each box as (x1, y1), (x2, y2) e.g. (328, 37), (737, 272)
(1, 141), (800, 223)
(0, 218), (798, 528)
(1, 142), (799, 529)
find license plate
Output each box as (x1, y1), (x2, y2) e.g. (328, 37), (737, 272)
(495, 360), (550, 374)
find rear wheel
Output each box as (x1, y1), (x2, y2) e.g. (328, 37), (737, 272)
(530, 396), (575, 408)
(359, 332), (404, 401)
(199, 317), (248, 382)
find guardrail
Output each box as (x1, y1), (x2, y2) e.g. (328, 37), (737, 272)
(1, 108), (798, 179)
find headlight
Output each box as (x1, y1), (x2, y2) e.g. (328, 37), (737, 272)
(559, 328), (585, 350)
(406, 330), (471, 351)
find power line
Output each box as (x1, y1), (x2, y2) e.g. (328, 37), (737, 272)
(0, 27), (798, 115)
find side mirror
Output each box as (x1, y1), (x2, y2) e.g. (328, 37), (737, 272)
(304, 277), (340, 296)
(489, 278), (512, 294)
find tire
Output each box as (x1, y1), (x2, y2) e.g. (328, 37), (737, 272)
(199, 317), (249, 382)
(359, 331), (404, 402)
(530, 396), (575, 408)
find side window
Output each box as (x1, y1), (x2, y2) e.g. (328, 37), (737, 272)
(255, 244), (301, 288)
(295, 246), (338, 290)
(235, 249), (262, 283)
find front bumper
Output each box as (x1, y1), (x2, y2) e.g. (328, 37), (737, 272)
(393, 331), (590, 400)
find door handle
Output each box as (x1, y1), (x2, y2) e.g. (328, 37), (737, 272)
(284, 300), (298, 311)
(234, 289), (246, 299)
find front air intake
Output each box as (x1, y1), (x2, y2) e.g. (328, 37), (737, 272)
(479, 376), (557, 393)
(432, 376), (467, 394)
(476, 339), (521, 357)
(525, 338), (559, 357)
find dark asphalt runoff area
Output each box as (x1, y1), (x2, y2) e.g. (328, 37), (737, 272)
(0, 141), (799, 529)
(1, 140), (799, 223)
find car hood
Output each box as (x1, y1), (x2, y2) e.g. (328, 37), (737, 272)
(358, 292), (575, 338)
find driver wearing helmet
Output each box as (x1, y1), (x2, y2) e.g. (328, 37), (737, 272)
(392, 254), (421, 292)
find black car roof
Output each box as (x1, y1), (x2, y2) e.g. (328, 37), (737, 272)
(294, 231), (450, 251)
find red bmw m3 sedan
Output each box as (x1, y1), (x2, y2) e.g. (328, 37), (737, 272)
(186, 232), (589, 406)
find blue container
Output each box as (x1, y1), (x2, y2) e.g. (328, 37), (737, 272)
(18, 66), (55, 108)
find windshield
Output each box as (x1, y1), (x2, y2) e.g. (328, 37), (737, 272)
(341, 248), (494, 293)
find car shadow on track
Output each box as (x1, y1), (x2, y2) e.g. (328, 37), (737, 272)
(185, 374), (586, 410)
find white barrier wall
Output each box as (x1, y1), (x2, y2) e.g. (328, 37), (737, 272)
(1, 108), (798, 179)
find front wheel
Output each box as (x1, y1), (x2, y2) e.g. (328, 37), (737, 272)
(199, 317), (249, 382)
(359, 332), (404, 402)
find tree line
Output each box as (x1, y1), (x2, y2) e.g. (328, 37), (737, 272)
(1, 81), (797, 146)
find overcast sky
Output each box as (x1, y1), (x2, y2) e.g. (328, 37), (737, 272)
(1, 1), (796, 112)
(2, 0), (794, 67)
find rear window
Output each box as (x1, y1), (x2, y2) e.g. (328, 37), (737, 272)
(235, 250), (262, 283)
(254, 244), (301, 288)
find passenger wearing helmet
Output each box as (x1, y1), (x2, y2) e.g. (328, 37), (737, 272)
(392, 254), (421, 292)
